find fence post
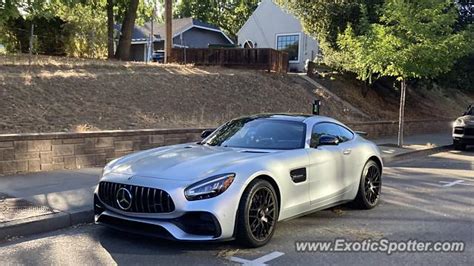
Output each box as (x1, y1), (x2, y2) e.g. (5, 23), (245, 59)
(267, 49), (272, 72)
(28, 23), (34, 67)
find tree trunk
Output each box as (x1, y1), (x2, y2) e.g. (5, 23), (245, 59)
(397, 79), (407, 147)
(107, 0), (115, 59)
(115, 0), (140, 61)
(164, 0), (173, 63)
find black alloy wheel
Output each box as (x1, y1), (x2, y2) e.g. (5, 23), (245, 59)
(236, 179), (279, 247)
(353, 160), (382, 209)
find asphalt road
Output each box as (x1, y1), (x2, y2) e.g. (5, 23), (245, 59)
(1, 150), (473, 265)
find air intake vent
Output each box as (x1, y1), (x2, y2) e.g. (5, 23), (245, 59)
(240, 150), (269, 154)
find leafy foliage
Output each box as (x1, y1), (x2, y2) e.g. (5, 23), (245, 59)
(56, 2), (108, 58)
(0, 0), (156, 58)
(336, 0), (473, 83)
(174, 0), (259, 38)
(277, 0), (384, 67)
(457, 0), (474, 27)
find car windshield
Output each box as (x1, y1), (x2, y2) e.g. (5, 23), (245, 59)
(466, 107), (474, 115)
(202, 118), (306, 150)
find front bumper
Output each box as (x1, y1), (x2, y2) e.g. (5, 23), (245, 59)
(453, 126), (474, 144)
(93, 173), (243, 241)
(94, 195), (222, 240)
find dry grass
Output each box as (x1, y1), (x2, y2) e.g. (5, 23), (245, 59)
(0, 55), (325, 134)
(1, 54), (471, 134)
(314, 72), (474, 121)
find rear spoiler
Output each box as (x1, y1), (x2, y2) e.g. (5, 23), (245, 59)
(355, 131), (368, 137)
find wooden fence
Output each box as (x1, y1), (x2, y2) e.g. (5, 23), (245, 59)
(169, 48), (289, 73)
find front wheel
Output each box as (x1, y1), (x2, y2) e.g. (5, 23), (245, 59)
(353, 160), (382, 209)
(236, 179), (279, 247)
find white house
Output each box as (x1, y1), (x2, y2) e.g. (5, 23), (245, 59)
(237, 0), (319, 72)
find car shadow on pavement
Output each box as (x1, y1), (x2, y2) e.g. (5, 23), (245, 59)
(96, 226), (238, 259)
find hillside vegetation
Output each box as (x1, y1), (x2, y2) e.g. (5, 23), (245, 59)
(0, 55), (472, 134)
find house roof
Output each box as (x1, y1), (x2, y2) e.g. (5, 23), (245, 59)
(113, 24), (150, 43)
(144, 18), (222, 39)
(115, 18), (233, 44)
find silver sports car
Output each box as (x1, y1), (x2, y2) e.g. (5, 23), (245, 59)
(94, 114), (383, 247)
(453, 104), (474, 150)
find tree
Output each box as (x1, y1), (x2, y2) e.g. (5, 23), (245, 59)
(57, 1), (108, 58)
(277, 0), (384, 67)
(115, 0), (140, 60)
(0, 0), (50, 53)
(107, 0), (114, 58)
(336, 0), (473, 146)
(457, 0), (474, 26)
(174, 0), (259, 38)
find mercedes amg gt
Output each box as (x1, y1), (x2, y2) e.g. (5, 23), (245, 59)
(94, 114), (383, 247)
(453, 104), (474, 150)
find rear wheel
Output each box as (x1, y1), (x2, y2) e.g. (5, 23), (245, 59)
(353, 160), (382, 209)
(453, 139), (466, 150)
(236, 179), (279, 247)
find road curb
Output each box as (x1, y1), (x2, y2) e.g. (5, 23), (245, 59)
(0, 208), (94, 241)
(0, 211), (70, 240)
(382, 145), (452, 164)
(69, 209), (94, 225)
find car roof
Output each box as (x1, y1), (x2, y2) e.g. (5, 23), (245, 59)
(241, 113), (344, 124)
(245, 113), (312, 122)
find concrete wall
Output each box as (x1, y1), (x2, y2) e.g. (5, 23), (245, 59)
(0, 120), (452, 175)
(346, 120), (452, 140)
(0, 128), (207, 175)
(237, 0), (319, 72)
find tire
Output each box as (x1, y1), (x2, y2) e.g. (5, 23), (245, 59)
(453, 140), (466, 150)
(236, 179), (279, 248)
(353, 160), (382, 209)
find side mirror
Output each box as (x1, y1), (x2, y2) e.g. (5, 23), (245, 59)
(318, 135), (340, 146)
(201, 129), (213, 139)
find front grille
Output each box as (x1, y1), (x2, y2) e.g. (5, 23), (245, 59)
(465, 128), (474, 136)
(98, 181), (175, 213)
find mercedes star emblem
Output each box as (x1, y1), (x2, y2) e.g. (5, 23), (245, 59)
(116, 187), (133, 210)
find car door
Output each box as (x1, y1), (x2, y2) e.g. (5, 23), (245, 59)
(334, 125), (359, 191)
(306, 122), (345, 206)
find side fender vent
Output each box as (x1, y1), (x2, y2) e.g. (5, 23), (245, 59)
(290, 168), (307, 183)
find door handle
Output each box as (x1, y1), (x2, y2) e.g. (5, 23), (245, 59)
(343, 149), (352, 155)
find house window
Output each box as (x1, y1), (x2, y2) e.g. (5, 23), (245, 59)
(276, 34), (300, 62)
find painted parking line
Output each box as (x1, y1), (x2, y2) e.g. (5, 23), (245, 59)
(439, 180), (473, 187)
(230, 251), (285, 265)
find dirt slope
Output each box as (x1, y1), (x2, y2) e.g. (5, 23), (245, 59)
(313, 72), (474, 121)
(0, 55), (471, 134)
(0, 55), (357, 134)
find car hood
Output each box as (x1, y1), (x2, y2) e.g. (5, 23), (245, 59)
(107, 144), (275, 181)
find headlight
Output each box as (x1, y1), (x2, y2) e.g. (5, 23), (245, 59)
(455, 119), (465, 126)
(184, 173), (235, 201)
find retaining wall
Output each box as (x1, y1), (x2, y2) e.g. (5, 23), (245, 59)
(0, 119), (452, 175)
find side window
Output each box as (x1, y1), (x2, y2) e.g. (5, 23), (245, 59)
(311, 123), (354, 146)
(336, 125), (354, 142)
(311, 123), (341, 146)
